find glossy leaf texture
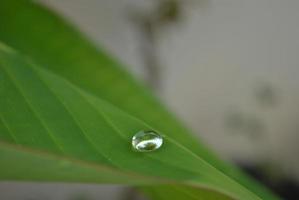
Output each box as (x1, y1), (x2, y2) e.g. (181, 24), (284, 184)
(0, 0), (279, 200)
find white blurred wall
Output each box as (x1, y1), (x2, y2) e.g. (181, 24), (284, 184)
(1, 0), (299, 199)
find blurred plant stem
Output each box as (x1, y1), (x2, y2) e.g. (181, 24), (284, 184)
(131, 0), (182, 93)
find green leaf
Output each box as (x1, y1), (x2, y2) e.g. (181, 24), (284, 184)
(0, 40), (275, 200)
(0, 44), (240, 199)
(0, 0), (279, 199)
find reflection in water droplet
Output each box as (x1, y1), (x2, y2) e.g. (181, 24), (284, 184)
(132, 130), (163, 152)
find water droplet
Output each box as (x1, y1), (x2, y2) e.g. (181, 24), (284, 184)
(132, 130), (163, 152)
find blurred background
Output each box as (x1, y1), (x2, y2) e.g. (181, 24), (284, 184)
(1, 0), (299, 199)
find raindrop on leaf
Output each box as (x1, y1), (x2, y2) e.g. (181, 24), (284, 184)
(132, 130), (163, 152)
